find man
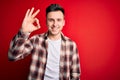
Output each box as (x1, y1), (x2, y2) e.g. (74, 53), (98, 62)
(8, 4), (80, 80)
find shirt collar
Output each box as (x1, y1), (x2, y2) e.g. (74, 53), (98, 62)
(44, 31), (67, 41)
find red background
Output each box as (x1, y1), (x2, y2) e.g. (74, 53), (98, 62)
(0, 0), (120, 80)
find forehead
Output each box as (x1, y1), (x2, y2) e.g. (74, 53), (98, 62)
(47, 11), (64, 18)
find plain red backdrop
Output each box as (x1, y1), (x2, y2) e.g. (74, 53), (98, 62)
(0, 0), (120, 80)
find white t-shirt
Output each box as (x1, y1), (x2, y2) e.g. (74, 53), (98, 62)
(44, 38), (61, 80)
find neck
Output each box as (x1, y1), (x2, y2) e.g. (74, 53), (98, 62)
(48, 33), (61, 40)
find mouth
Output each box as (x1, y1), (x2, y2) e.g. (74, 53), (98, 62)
(51, 26), (59, 31)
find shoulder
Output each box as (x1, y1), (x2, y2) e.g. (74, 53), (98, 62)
(31, 32), (46, 38)
(29, 32), (47, 43)
(64, 36), (77, 46)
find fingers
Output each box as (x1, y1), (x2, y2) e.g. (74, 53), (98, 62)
(32, 9), (40, 18)
(25, 9), (30, 18)
(34, 18), (40, 29)
(27, 7), (40, 18)
(29, 7), (34, 17)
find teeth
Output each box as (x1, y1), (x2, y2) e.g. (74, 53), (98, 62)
(52, 28), (58, 30)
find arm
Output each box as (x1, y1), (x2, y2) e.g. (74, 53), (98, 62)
(8, 30), (33, 61)
(8, 7), (40, 61)
(71, 42), (81, 80)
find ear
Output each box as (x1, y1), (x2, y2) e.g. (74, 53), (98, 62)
(46, 19), (48, 27)
(63, 19), (65, 26)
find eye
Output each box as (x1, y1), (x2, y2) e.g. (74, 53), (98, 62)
(48, 18), (54, 22)
(57, 19), (62, 22)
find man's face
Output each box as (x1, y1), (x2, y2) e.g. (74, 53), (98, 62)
(46, 11), (65, 36)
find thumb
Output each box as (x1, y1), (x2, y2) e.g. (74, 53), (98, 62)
(34, 18), (40, 29)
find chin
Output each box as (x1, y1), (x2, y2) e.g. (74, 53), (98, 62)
(51, 31), (60, 35)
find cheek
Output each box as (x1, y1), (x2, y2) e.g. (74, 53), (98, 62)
(61, 20), (65, 26)
(47, 22), (52, 27)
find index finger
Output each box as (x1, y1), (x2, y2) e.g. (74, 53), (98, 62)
(32, 9), (40, 18)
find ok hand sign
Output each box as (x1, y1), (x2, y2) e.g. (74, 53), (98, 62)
(21, 7), (40, 33)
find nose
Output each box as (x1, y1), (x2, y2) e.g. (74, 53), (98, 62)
(53, 20), (58, 27)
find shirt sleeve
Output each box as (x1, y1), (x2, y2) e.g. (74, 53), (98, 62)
(71, 42), (81, 80)
(8, 29), (34, 61)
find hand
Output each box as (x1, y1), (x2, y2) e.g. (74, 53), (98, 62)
(21, 7), (40, 33)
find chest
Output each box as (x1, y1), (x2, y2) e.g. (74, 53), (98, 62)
(32, 39), (73, 67)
